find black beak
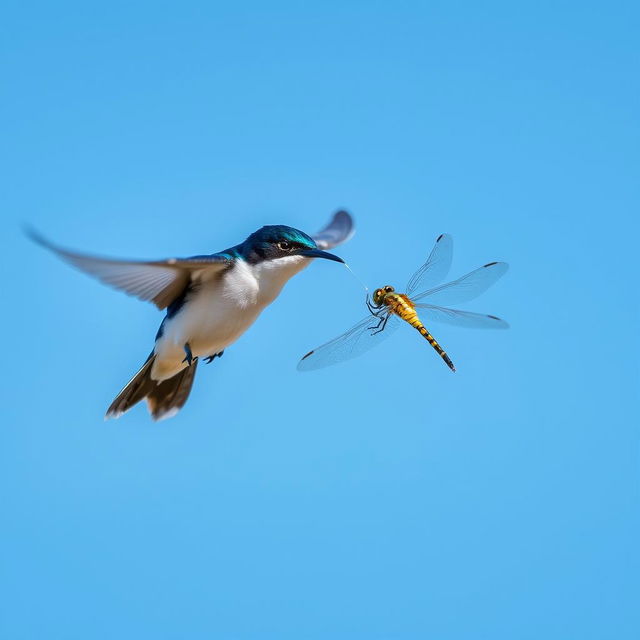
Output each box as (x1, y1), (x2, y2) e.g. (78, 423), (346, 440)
(297, 248), (345, 263)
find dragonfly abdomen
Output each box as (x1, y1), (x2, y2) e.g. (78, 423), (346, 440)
(415, 324), (456, 372)
(390, 297), (456, 372)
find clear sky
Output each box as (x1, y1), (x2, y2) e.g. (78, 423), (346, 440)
(1, 1), (638, 638)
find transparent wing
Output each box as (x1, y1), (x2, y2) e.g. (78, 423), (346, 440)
(405, 233), (453, 297)
(414, 304), (509, 329)
(27, 228), (231, 309)
(312, 210), (355, 250)
(412, 261), (508, 306)
(297, 312), (400, 372)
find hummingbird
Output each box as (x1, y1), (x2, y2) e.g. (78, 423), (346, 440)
(28, 210), (354, 421)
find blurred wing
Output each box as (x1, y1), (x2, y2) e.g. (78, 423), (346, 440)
(413, 261), (508, 306)
(312, 210), (355, 250)
(27, 228), (231, 309)
(297, 312), (400, 372)
(405, 233), (453, 296)
(414, 304), (509, 329)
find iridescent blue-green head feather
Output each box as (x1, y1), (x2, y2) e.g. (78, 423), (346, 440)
(236, 225), (344, 265)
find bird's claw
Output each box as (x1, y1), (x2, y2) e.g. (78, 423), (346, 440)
(182, 343), (194, 366)
(203, 351), (224, 364)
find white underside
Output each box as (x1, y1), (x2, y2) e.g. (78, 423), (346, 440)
(151, 256), (310, 380)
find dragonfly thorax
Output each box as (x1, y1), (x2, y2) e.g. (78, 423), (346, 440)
(373, 285), (395, 306)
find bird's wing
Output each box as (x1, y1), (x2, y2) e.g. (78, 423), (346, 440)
(312, 210), (355, 250)
(27, 228), (232, 310)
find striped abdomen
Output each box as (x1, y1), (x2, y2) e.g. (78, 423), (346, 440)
(387, 294), (456, 372)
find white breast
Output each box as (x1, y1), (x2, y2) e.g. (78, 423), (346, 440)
(251, 255), (310, 305)
(151, 256), (310, 380)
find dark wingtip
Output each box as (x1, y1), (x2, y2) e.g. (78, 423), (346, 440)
(488, 314), (510, 328)
(23, 224), (48, 247)
(23, 226), (63, 256)
(484, 261), (498, 267)
(437, 233), (444, 242)
(330, 209), (354, 230)
(301, 350), (314, 361)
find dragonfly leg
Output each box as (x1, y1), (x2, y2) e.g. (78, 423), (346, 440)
(369, 313), (389, 335)
(367, 295), (388, 319)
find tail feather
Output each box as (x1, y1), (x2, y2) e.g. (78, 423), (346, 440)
(146, 359), (199, 421)
(105, 354), (199, 421)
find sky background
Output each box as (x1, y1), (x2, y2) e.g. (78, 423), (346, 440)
(1, 1), (638, 638)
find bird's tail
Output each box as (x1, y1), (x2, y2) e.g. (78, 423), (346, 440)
(105, 354), (199, 421)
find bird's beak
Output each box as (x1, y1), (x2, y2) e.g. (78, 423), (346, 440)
(297, 248), (345, 263)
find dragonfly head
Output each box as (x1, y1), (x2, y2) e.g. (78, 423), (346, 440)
(373, 285), (394, 306)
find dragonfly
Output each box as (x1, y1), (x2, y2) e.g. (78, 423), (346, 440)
(298, 234), (508, 373)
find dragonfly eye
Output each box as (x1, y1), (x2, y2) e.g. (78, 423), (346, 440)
(384, 286), (394, 292)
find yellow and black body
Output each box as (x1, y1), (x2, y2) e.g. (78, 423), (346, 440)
(372, 286), (456, 372)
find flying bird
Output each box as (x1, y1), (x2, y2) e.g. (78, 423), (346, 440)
(29, 211), (354, 420)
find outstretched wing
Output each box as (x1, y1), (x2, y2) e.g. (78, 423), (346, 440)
(412, 261), (508, 306)
(297, 312), (400, 372)
(27, 228), (232, 309)
(312, 210), (355, 250)
(405, 233), (453, 297)
(414, 304), (509, 329)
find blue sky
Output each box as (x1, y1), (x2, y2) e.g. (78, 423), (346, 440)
(1, 1), (638, 638)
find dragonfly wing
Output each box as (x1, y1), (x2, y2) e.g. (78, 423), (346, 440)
(414, 304), (509, 329)
(412, 261), (508, 306)
(297, 312), (400, 372)
(405, 233), (453, 296)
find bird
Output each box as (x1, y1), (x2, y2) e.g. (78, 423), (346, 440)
(28, 210), (354, 421)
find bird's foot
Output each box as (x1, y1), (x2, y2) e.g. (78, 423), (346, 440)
(204, 350), (224, 364)
(182, 343), (194, 366)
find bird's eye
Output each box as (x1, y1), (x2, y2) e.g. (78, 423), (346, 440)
(278, 241), (291, 251)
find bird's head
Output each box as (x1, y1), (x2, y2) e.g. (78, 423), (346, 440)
(238, 225), (345, 266)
